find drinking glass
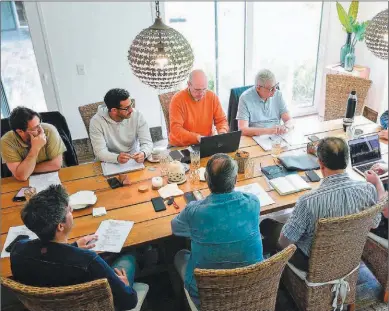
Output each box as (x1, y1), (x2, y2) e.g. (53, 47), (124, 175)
(244, 158), (255, 178)
(271, 136), (283, 157)
(190, 150), (200, 171)
(24, 187), (37, 201)
(160, 152), (170, 176)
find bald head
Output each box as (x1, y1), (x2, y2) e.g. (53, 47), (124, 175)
(205, 154), (238, 194)
(188, 70), (208, 101)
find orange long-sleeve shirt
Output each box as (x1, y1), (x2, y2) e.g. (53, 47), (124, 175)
(169, 89), (229, 147)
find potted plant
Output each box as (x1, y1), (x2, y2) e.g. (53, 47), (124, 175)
(336, 1), (369, 71)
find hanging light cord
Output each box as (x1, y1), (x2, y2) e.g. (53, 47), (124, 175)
(155, 1), (160, 19)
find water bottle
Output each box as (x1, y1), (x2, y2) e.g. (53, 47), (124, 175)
(343, 90), (357, 131)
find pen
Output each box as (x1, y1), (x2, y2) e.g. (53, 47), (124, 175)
(172, 200), (180, 210)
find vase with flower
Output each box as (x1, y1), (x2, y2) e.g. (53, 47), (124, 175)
(336, 1), (369, 71)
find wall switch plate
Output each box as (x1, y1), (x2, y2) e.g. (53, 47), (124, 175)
(76, 64), (85, 75)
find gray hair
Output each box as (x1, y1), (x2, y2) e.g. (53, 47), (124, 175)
(205, 153), (238, 194)
(255, 69), (276, 87)
(21, 185), (69, 242)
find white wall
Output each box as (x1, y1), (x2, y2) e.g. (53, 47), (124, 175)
(28, 2), (388, 140)
(32, 2), (163, 140)
(316, 2), (388, 117)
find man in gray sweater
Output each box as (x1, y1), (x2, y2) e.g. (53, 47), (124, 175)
(89, 88), (153, 164)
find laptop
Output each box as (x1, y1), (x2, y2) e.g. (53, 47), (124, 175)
(348, 134), (387, 177)
(196, 131), (242, 158)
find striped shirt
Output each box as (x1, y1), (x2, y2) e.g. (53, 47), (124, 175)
(282, 173), (381, 256)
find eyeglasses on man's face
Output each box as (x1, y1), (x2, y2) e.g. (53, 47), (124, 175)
(189, 82), (207, 94)
(116, 101), (135, 112)
(25, 123), (43, 135)
(257, 82), (279, 93)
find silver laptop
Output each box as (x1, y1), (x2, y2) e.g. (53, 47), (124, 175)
(348, 134), (387, 177)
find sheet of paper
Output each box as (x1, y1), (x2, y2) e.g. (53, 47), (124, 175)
(280, 130), (309, 146)
(286, 174), (311, 191)
(101, 160), (144, 177)
(1, 225), (38, 258)
(235, 183), (275, 207)
(91, 220), (134, 253)
(29, 172), (61, 193)
(158, 183), (184, 199)
(380, 142), (388, 155)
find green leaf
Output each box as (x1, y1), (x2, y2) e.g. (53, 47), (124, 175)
(348, 1), (359, 21)
(336, 2), (352, 32)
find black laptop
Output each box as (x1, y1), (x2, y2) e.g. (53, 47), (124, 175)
(170, 131), (242, 162)
(193, 131), (242, 158)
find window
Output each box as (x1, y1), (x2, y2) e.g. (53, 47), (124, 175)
(1, 1), (47, 116)
(164, 1), (323, 116)
(165, 2), (216, 91)
(249, 2), (322, 112)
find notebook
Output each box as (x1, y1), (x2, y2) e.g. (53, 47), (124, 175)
(269, 174), (312, 196)
(101, 160), (145, 177)
(253, 135), (287, 151)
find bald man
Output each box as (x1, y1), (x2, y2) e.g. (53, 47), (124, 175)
(169, 70), (229, 147)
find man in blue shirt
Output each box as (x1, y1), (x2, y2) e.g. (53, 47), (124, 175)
(10, 185), (138, 311)
(171, 153), (264, 307)
(236, 69), (292, 136)
(379, 110), (388, 140)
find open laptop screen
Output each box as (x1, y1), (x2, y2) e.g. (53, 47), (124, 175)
(348, 134), (381, 166)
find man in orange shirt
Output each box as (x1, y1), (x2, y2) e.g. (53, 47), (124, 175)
(169, 70), (229, 146)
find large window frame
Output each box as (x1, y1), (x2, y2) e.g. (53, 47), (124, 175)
(163, 1), (326, 117)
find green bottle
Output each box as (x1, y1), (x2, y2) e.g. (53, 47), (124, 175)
(340, 33), (352, 67)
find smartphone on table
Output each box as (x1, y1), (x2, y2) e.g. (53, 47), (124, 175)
(308, 135), (320, 142)
(107, 177), (122, 189)
(151, 197), (167, 212)
(305, 170), (321, 182)
(13, 187), (32, 202)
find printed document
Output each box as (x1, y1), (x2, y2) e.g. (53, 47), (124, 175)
(1, 225), (38, 258)
(235, 183), (275, 207)
(29, 172), (61, 193)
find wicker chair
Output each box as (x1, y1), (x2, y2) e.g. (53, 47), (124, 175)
(78, 99), (136, 137)
(184, 244), (296, 311)
(0, 277), (148, 311)
(158, 91), (178, 136)
(324, 74), (372, 121)
(362, 232), (388, 302)
(282, 201), (385, 311)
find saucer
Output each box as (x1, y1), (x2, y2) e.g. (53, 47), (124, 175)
(168, 176), (187, 185)
(147, 155), (160, 163)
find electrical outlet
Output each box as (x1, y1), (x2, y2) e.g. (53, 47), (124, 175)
(76, 64), (85, 75)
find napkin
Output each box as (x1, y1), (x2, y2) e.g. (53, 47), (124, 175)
(199, 167), (206, 181)
(158, 184), (184, 199)
(69, 191), (97, 207)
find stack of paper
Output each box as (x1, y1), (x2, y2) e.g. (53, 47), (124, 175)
(158, 184), (184, 199)
(91, 220), (134, 253)
(270, 174), (312, 196)
(69, 191), (97, 210)
(29, 172), (61, 193)
(1, 225), (38, 258)
(101, 160), (144, 177)
(235, 183), (275, 207)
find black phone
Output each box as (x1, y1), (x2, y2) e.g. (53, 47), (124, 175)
(169, 150), (183, 161)
(308, 135), (320, 142)
(12, 187), (32, 202)
(151, 197), (166, 212)
(5, 235), (29, 252)
(305, 170), (321, 182)
(184, 192), (197, 204)
(107, 177), (122, 189)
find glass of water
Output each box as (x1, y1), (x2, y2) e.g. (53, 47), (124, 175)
(190, 150), (200, 171)
(244, 158), (255, 178)
(271, 136), (283, 157)
(160, 151), (170, 176)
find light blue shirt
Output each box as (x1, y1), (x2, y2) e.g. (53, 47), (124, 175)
(236, 86), (288, 128)
(171, 191), (264, 306)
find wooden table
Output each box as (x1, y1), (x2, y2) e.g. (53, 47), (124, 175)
(1, 116), (385, 277)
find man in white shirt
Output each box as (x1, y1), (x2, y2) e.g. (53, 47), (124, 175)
(89, 88), (153, 163)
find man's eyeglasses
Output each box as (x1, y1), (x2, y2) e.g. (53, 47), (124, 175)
(26, 124), (42, 134)
(257, 82), (280, 93)
(116, 102), (135, 112)
(189, 83), (207, 93)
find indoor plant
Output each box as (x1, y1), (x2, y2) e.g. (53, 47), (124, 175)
(336, 1), (369, 70)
